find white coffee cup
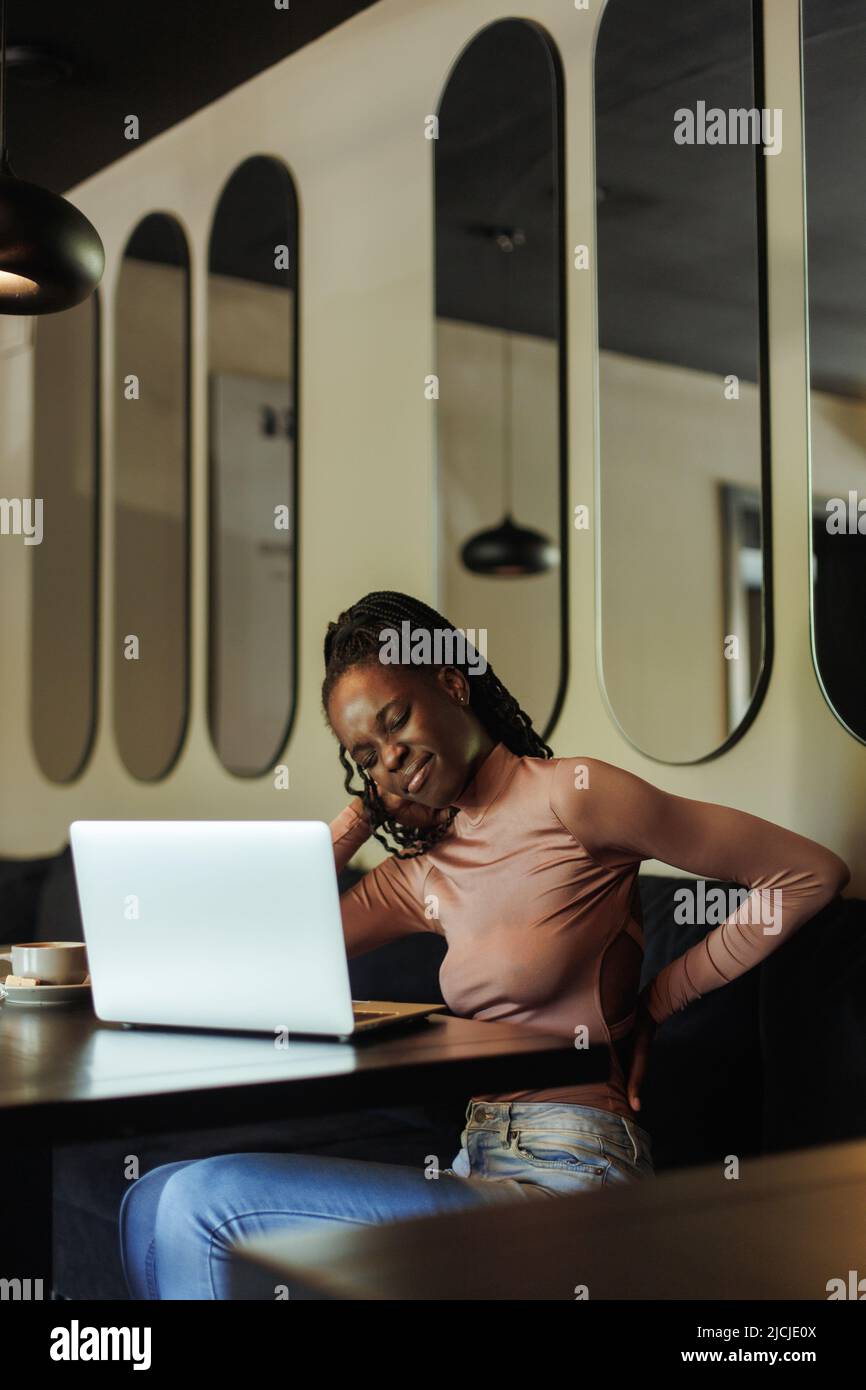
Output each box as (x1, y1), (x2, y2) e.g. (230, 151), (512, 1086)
(0, 941), (89, 986)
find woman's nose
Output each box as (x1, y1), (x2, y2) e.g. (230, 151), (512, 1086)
(381, 742), (408, 775)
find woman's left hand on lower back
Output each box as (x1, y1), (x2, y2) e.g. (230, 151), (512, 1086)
(627, 988), (657, 1113)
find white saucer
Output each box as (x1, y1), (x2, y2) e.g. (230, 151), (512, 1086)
(0, 977), (92, 1006)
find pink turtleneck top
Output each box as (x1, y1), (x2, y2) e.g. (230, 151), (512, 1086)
(329, 742), (849, 1121)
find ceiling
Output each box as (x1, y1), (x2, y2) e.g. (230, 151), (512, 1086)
(801, 0), (866, 397)
(0, 0), (377, 190)
(436, 0), (866, 397)
(1, 0), (863, 396)
(594, 0), (866, 397)
(434, 19), (561, 342)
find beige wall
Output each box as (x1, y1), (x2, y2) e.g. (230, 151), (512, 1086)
(599, 350), (761, 762)
(1, 0), (864, 893)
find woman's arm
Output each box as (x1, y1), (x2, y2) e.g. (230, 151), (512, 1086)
(329, 799), (439, 958)
(331, 797), (375, 877)
(550, 757), (850, 1026)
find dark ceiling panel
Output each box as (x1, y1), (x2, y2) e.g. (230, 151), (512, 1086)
(1, 0), (378, 192)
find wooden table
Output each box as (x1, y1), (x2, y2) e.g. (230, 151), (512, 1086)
(0, 977), (605, 1293)
(229, 1135), (866, 1300)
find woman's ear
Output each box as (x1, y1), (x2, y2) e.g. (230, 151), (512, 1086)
(438, 666), (468, 705)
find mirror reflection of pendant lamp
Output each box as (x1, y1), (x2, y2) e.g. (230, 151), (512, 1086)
(0, 0), (104, 314)
(460, 226), (559, 577)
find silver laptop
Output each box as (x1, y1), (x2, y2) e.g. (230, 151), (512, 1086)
(69, 820), (445, 1038)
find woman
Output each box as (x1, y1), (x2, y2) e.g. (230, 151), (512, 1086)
(119, 590), (849, 1299)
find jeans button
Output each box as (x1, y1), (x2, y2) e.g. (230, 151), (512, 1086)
(474, 1107), (488, 1122)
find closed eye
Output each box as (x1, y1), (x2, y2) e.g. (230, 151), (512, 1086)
(359, 707), (410, 770)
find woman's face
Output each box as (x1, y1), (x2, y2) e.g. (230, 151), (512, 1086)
(327, 661), (493, 808)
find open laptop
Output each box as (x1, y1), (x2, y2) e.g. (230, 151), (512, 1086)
(69, 820), (445, 1039)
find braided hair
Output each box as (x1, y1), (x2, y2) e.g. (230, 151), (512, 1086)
(321, 590), (553, 858)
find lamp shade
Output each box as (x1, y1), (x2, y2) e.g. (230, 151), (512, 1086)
(460, 513), (560, 576)
(0, 161), (104, 314)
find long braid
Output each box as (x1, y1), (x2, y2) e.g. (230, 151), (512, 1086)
(321, 591), (553, 858)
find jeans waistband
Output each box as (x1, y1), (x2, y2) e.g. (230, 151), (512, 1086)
(462, 1100), (652, 1162)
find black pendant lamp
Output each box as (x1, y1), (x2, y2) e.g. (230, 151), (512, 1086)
(460, 227), (559, 577)
(0, 0), (104, 314)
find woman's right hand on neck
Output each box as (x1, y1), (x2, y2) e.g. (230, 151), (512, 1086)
(363, 785), (454, 833)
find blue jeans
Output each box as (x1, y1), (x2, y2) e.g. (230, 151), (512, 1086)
(119, 1102), (655, 1299)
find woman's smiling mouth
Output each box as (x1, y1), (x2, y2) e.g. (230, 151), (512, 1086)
(404, 752), (433, 795)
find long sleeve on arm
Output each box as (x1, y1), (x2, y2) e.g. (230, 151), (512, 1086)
(330, 800), (374, 876)
(550, 757), (850, 1026)
(329, 803), (439, 959)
